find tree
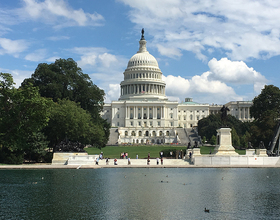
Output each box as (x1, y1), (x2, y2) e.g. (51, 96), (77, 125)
(250, 85), (280, 147)
(198, 113), (249, 143)
(210, 135), (216, 145)
(0, 73), (52, 163)
(44, 99), (108, 149)
(22, 58), (110, 149)
(22, 58), (105, 117)
(231, 127), (240, 147)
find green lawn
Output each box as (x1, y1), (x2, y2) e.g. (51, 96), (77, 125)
(85, 145), (245, 159)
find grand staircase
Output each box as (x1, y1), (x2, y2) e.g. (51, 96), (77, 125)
(186, 128), (202, 146)
(107, 128), (119, 145)
(176, 128), (189, 145)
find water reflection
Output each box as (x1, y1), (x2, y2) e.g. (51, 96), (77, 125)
(1, 168), (280, 219)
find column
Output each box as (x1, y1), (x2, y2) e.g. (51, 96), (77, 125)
(238, 107), (241, 120)
(147, 107), (149, 119)
(247, 107), (250, 119)
(153, 107), (156, 119)
(125, 106), (127, 119)
(141, 107), (144, 119)
(161, 106), (163, 119)
(134, 106), (136, 119)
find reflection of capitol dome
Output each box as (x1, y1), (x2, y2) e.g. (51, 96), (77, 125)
(119, 30), (166, 101)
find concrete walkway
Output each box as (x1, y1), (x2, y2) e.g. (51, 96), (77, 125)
(1, 162), (280, 169)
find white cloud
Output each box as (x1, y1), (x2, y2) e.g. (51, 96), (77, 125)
(162, 57), (267, 103)
(0, 38), (28, 57)
(119, 0), (280, 61)
(25, 49), (47, 62)
(207, 58), (267, 85)
(47, 36), (70, 41)
(105, 84), (120, 103)
(19, 0), (105, 28)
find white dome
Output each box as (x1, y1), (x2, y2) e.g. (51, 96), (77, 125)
(127, 52), (159, 68)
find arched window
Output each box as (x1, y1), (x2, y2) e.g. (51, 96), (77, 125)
(125, 131), (128, 136)
(145, 131), (149, 136)
(159, 131), (163, 136)
(166, 131), (170, 136)
(139, 131), (142, 136)
(152, 131), (156, 136)
(131, 131), (136, 136)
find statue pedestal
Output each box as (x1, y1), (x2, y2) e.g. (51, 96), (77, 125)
(192, 148), (201, 156)
(256, 149), (268, 157)
(214, 128), (238, 155)
(246, 149), (255, 156)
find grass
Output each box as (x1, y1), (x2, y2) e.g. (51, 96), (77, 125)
(85, 145), (246, 159)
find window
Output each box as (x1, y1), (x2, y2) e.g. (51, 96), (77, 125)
(197, 116), (199, 120)
(117, 122), (119, 126)
(158, 122), (160, 126)
(150, 122), (152, 126)
(144, 108), (146, 110)
(179, 116), (181, 120)
(170, 113), (173, 119)
(171, 108), (173, 110)
(125, 131), (128, 136)
(190, 115), (193, 120)
(130, 108), (133, 110)
(107, 110), (109, 112)
(171, 122), (173, 126)
(131, 122), (133, 126)
(184, 116), (186, 120)
(138, 121), (141, 126)
(149, 108), (152, 110)
(118, 108), (119, 110)
(117, 114), (119, 118)
(138, 108), (140, 110)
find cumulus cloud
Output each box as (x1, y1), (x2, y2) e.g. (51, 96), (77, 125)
(25, 49), (48, 62)
(207, 58), (267, 85)
(119, 0), (280, 61)
(18, 0), (104, 28)
(105, 84), (121, 103)
(162, 57), (267, 104)
(0, 38), (28, 57)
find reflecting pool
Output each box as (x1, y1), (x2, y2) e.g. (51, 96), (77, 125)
(1, 168), (280, 219)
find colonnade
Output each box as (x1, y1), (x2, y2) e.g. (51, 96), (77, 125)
(121, 84), (165, 96)
(124, 71), (160, 80)
(125, 106), (165, 119)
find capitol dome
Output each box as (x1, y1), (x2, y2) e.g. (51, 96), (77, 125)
(119, 29), (167, 101)
(127, 49), (159, 68)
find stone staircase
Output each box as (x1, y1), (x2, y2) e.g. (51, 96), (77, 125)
(186, 128), (202, 146)
(176, 128), (189, 145)
(107, 128), (119, 145)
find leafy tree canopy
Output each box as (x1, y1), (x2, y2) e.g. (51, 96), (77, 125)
(44, 99), (109, 149)
(22, 58), (105, 118)
(250, 85), (280, 122)
(0, 73), (52, 163)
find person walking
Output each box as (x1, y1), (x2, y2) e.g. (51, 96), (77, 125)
(128, 157), (131, 165)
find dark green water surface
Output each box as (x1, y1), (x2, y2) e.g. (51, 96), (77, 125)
(1, 168), (280, 220)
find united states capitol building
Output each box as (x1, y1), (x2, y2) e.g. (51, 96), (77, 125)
(101, 30), (253, 145)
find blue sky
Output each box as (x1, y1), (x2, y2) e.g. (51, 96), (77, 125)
(1, 0), (280, 104)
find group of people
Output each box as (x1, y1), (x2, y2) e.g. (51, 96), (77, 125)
(120, 152), (128, 159)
